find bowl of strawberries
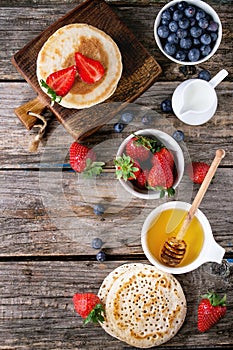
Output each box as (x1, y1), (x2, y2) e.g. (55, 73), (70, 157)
(115, 129), (184, 199)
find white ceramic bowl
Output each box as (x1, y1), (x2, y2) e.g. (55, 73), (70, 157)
(116, 129), (184, 199)
(154, 0), (222, 65)
(141, 201), (225, 274)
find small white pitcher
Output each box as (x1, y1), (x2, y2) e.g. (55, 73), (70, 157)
(172, 69), (228, 125)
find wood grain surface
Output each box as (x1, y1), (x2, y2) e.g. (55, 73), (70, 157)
(1, 0), (233, 349)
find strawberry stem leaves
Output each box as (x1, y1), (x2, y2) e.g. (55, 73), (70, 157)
(84, 303), (105, 325)
(83, 158), (105, 178)
(201, 291), (227, 307)
(114, 154), (139, 181)
(40, 79), (62, 105)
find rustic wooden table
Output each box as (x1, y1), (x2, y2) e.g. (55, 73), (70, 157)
(0, 0), (232, 349)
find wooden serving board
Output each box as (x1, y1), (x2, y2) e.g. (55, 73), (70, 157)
(12, 0), (162, 140)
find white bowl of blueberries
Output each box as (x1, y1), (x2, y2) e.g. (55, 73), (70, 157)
(154, 0), (222, 64)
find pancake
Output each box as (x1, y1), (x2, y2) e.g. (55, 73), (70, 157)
(99, 263), (186, 348)
(37, 23), (122, 109)
(98, 263), (145, 340)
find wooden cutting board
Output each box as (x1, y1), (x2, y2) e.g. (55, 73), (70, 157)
(12, 0), (162, 140)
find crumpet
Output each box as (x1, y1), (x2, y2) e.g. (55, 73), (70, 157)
(37, 23), (122, 109)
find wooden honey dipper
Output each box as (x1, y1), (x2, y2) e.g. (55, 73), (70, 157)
(160, 149), (225, 267)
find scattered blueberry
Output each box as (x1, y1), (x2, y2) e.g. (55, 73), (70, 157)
(93, 204), (105, 215)
(91, 238), (103, 249)
(198, 70), (211, 81)
(120, 111), (134, 124)
(114, 122), (124, 133)
(161, 99), (173, 113)
(141, 114), (152, 125)
(96, 250), (106, 262)
(172, 130), (185, 142)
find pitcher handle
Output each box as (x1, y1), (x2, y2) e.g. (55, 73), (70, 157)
(209, 69), (228, 89)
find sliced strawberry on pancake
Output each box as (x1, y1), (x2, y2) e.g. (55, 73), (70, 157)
(45, 65), (77, 97)
(75, 52), (105, 84)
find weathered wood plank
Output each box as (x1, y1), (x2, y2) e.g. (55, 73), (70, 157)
(1, 1), (232, 81)
(0, 260), (232, 349)
(0, 81), (232, 168)
(1, 168), (232, 256)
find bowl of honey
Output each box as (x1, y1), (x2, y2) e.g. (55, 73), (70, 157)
(141, 201), (225, 274)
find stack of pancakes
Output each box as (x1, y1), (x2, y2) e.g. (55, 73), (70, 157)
(98, 263), (187, 348)
(37, 23), (122, 109)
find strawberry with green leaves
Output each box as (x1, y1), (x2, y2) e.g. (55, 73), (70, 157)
(69, 141), (105, 177)
(41, 65), (77, 104)
(75, 52), (105, 84)
(186, 161), (210, 184)
(197, 291), (227, 332)
(73, 292), (105, 325)
(125, 134), (161, 162)
(115, 154), (141, 181)
(152, 147), (175, 170)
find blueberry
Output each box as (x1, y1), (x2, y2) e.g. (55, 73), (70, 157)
(169, 21), (179, 32)
(177, 28), (188, 39)
(161, 9), (172, 21)
(190, 26), (202, 38)
(175, 50), (186, 61)
(167, 33), (179, 44)
(179, 18), (190, 29)
(198, 70), (211, 81)
(198, 18), (209, 29)
(114, 122), (124, 133)
(161, 18), (169, 26)
(207, 21), (219, 32)
(200, 33), (211, 45)
(195, 9), (206, 21)
(193, 38), (200, 46)
(188, 48), (200, 62)
(184, 5), (196, 18)
(96, 250), (106, 262)
(93, 204), (105, 215)
(189, 18), (196, 27)
(177, 1), (188, 11)
(157, 25), (169, 38)
(200, 44), (211, 56)
(141, 114), (152, 125)
(173, 10), (183, 21)
(211, 32), (218, 41)
(161, 99), (173, 113)
(164, 42), (176, 56)
(91, 238), (103, 249)
(172, 130), (185, 142)
(180, 38), (192, 50)
(120, 111), (134, 124)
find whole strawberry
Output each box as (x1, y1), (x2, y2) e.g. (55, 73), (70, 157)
(115, 154), (141, 181)
(69, 141), (104, 177)
(73, 292), (105, 325)
(197, 291), (227, 332)
(125, 135), (153, 162)
(136, 169), (150, 189)
(152, 147), (175, 170)
(186, 161), (210, 184)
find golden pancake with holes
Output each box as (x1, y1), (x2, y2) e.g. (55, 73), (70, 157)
(98, 263), (186, 348)
(37, 23), (122, 109)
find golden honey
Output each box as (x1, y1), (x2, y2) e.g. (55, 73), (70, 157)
(146, 208), (204, 267)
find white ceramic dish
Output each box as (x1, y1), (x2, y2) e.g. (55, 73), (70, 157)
(154, 0), (222, 65)
(141, 201), (225, 274)
(116, 129), (184, 199)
